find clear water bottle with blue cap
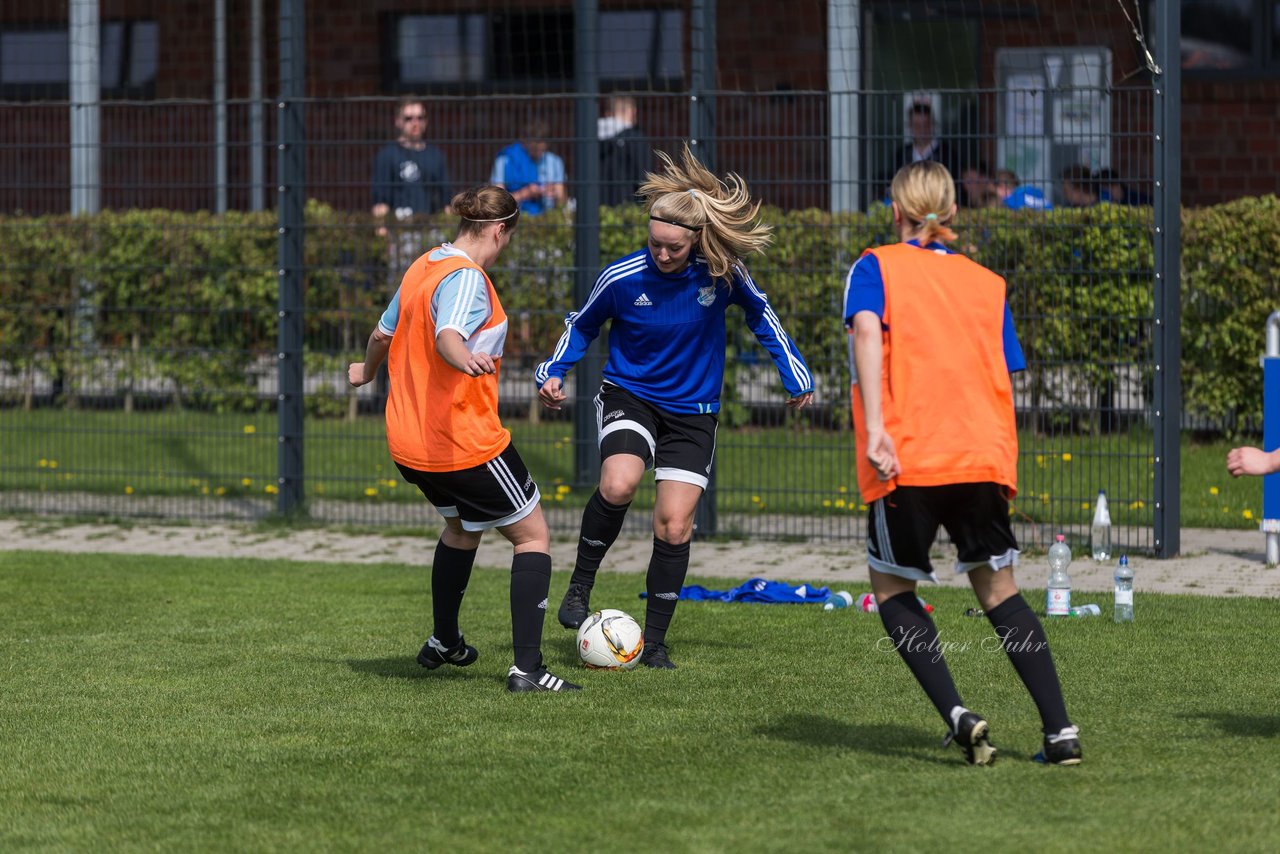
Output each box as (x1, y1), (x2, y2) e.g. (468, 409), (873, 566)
(1113, 555), (1134, 622)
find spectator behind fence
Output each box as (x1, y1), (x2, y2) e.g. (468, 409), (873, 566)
(1093, 167), (1151, 206)
(598, 94), (649, 206)
(371, 98), (451, 241)
(959, 160), (997, 208)
(993, 169), (1052, 211)
(1227, 445), (1280, 477)
(490, 118), (567, 216)
(1060, 164), (1099, 207)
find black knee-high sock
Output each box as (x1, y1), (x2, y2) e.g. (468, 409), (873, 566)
(510, 552), (553, 672)
(986, 593), (1072, 733)
(570, 490), (632, 588)
(432, 539), (477, 644)
(642, 537), (690, 646)
(878, 591), (965, 728)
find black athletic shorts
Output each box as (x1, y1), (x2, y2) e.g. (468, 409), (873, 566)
(594, 383), (718, 489)
(395, 441), (540, 532)
(866, 482), (1019, 582)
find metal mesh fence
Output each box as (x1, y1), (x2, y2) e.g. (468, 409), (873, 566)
(0, 1), (1198, 555)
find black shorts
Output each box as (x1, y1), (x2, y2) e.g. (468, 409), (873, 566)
(866, 483), (1019, 582)
(595, 383), (718, 489)
(396, 442), (540, 532)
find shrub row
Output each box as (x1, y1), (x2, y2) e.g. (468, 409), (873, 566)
(0, 198), (1275, 432)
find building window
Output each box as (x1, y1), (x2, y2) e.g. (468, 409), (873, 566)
(389, 9), (684, 91)
(0, 21), (158, 98)
(1176, 0), (1280, 72)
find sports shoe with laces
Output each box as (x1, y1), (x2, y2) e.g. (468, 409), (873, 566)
(506, 665), (582, 693)
(640, 641), (676, 669)
(941, 710), (998, 765)
(558, 583), (592, 630)
(416, 635), (478, 670)
(1034, 725), (1082, 765)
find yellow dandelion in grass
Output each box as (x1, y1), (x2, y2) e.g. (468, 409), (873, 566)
(858, 504), (867, 511)
(49, 460), (59, 469)
(553, 442), (563, 450)
(314, 484), (324, 495)
(1061, 452), (1072, 462)
(1129, 500), (1145, 510)
(838, 485), (848, 494)
(554, 493), (564, 502)
(265, 485), (278, 495)
(561, 436), (571, 443)
(1035, 454), (1045, 468)
(1222, 506), (1231, 513)
(364, 487), (378, 497)
(557, 484), (571, 494)
(215, 487), (227, 496)
(822, 499), (832, 508)
(835, 499), (846, 509)
(1039, 493), (1050, 505)
(201, 486), (209, 495)
(124, 486), (134, 495)
(1243, 509), (1254, 520)
(1209, 486), (1219, 496)
(386, 480), (396, 489)
(1081, 502), (1091, 510)
(242, 477), (252, 487)
(752, 495), (761, 504)
(38, 458), (49, 468)
(243, 424), (256, 434)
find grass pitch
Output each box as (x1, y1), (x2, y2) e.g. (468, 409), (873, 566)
(2, 550), (1279, 851)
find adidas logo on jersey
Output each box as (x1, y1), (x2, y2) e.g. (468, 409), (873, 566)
(633, 293), (653, 306)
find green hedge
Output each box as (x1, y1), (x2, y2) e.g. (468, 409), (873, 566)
(1, 198), (1276, 431)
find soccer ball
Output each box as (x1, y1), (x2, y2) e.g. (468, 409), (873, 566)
(576, 608), (644, 670)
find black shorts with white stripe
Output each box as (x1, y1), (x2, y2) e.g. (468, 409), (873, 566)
(595, 383), (718, 490)
(396, 442), (540, 532)
(867, 483), (1019, 582)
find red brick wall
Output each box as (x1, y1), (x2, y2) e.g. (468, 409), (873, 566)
(0, 0), (1274, 212)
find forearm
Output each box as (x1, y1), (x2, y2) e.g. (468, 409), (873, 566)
(851, 314), (884, 431)
(349, 327), (392, 387)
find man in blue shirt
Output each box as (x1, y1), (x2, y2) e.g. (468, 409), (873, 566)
(490, 118), (567, 216)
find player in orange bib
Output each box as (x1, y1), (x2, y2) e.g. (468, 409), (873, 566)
(348, 185), (579, 693)
(844, 161), (1079, 765)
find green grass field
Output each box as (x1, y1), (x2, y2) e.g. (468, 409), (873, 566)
(3, 551), (1279, 850)
(1, 409), (1266, 530)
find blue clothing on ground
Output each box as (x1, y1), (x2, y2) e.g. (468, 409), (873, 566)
(535, 248), (814, 415)
(841, 240), (1026, 373)
(639, 578), (833, 604)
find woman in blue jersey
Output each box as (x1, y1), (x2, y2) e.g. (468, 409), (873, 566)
(536, 145), (814, 669)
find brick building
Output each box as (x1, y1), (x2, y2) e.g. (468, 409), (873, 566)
(0, 1), (1272, 213)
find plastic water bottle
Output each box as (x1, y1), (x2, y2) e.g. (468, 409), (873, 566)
(1046, 534), (1072, 616)
(823, 591), (853, 611)
(1113, 555), (1134, 622)
(1091, 490), (1112, 561)
(1069, 604), (1101, 617)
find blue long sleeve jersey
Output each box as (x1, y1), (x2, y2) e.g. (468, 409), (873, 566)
(535, 248), (813, 415)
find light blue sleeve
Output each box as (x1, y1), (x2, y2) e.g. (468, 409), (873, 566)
(542, 152), (566, 184)
(433, 268), (491, 339)
(377, 288), (401, 336)
(489, 155), (507, 186)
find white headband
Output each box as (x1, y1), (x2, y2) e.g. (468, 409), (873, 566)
(463, 210), (518, 222)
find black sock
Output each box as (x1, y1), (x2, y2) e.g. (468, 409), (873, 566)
(569, 490), (632, 588)
(642, 537), (690, 646)
(510, 552), (553, 672)
(431, 539), (477, 644)
(878, 591), (964, 728)
(986, 593), (1072, 733)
